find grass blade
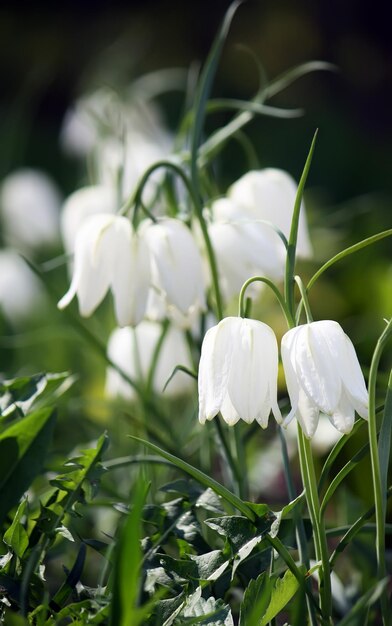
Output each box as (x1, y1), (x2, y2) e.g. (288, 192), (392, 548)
(128, 435), (256, 521)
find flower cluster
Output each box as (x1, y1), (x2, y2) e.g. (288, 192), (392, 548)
(198, 317), (368, 438)
(53, 83), (369, 435)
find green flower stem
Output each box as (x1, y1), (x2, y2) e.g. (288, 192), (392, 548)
(298, 425), (332, 621)
(278, 427), (318, 626)
(294, 275), (313, 323)
(238, 276), (294, 327)
(214, 418), (243, 497)
(367, 318), (392, 626)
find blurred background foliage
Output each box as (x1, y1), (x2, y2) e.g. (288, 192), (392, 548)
(0, 0), (390, 510)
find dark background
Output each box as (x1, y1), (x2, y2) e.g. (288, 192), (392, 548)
(1, 0), (392, 199)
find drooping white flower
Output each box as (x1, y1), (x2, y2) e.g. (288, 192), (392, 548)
(105, 321), (195, 399)
(281, 320), (368, 438)
(0, 169), (61, 251)
(142, 218), (206, 328)
(198, 316), (282, 427)
(61, 185), (117, 255)
(206, 198), (284, 303)
(228, 168), (313, 260)
(58, 214), (150, 326)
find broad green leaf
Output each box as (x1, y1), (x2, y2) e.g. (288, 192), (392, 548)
(178, 587), (234, 624)
(128, 435), (256, 521)
(204, 515), (272, 553)
(190, 551), (230, 581)
(270, 491), (305, 538)
(378, 371), (392, 516)
(0, 407), (56, 524)
(239, 572), (273, 626)
(0, 372), (74, 421)
(260, 569), (300, 625)
(3, 499), (29, 558)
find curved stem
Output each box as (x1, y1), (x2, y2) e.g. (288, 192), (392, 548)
(294, 275), (313, 323)
(238, 276), (294, 327)
(367, 318), (392, 626)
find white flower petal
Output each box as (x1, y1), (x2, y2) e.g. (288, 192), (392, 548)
(295, 323), (341, 414)
(297, 387), (320, 438)
(144, 218), (206, 319)
(329, 389), (356, 434)
(198, 318), (235, 423)
(220, 392), (241, 426)
(111, 225), (150, 327)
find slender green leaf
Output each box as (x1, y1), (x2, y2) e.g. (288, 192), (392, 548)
(203, 98), (303, 118)
(0, 407), (56, 524)
(263, 61), (337, 99)
(162, 364), (197, 392)
(128, 435), (256, 521)
(284, 130), (318, 317)
(110, 480), (150, 626)
(190, 1), (242, 184)
(306, 229), (392, 292)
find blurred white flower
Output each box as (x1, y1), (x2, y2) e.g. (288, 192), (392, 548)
(0, 169), (61, 251)
(206, 198), (283, 303)
(281, 320), (368, 438)
(0, 249), (44, 324)
(105, 321), (195, 399)
(142, 218), (206, 328)
(61, 88), (173, 205)
(228, 168), (313, 260)
(198, 316), (282, 427)
(58, 214), (150, 326)
(61, 185), (117, 255)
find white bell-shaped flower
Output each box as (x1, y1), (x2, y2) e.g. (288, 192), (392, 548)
(58, 214), (150, 327)
(142, 218), (206, 328)
(228, 168), (313, 260)
(0, 169), (61, 251)
(105, 321), (195, 399)
(207, 198), (284, 303)
(281, 320), (368, 438)
(61, 185), (117, 256)
(198, 316), (282, 427)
